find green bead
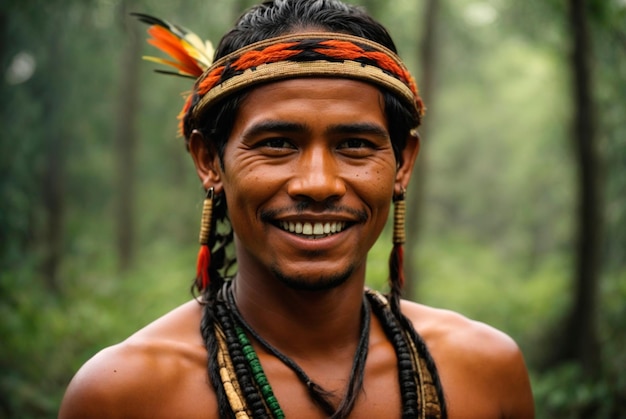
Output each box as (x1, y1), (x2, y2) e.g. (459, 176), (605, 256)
(233, 325), (285, 418)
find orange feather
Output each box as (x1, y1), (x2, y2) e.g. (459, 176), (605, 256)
(147, 26), (204, 76)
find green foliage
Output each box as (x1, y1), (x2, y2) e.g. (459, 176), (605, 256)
(531, 270), (626, 418)
(0, 241), (194, 417)
(533, 363), (625, 418)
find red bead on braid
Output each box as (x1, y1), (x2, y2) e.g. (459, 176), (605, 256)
(196, 187), (214, 291)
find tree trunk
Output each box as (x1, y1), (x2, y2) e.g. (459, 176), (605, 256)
(115, 0), (141, 272)
(39, 14), (67, 292)
(41, 111), (65, 292)
(404, 0), (440, 300)
(556, 0), (602, 374)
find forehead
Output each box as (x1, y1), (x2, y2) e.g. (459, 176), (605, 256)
(232, 78), (388, 130)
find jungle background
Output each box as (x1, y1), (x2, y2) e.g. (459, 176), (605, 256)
(1, 0), (624, 417)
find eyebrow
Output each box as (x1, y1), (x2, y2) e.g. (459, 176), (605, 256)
(326, 122), (389, 139)
(242, 120), (389, 140)
(242, 120), (307, 140)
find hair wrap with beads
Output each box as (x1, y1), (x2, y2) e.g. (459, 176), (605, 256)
(196, 187), (214, 291)
(389, 187), (407, 309)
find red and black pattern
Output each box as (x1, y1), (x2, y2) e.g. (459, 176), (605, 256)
(195, 37), (417, 97)
(177, 33), (423, 136)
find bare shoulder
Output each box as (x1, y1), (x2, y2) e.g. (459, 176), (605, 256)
(401, 300), (535, 418)
(400, 300), (520, 358)
(59, 300), (217, 419)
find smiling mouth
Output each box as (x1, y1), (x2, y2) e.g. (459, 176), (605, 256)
(278, 221), (347, 238)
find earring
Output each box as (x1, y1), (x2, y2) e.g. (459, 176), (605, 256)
(196, 187), (214, 291)
(392, 187), (406, 248)
(388, 187), (406, 303)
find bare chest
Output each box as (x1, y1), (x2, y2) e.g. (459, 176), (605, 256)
(237, 338), (404, 419)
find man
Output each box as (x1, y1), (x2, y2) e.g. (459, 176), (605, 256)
(59, 0), (534, 417)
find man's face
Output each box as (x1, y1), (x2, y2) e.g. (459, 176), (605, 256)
(212, 78), (411, 290)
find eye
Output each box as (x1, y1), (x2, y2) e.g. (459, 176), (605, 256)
(337, 138), (374, 149)
(336, 138), (379, 158)
(253, 137), (297, 156)
(258, 138), (296, 149)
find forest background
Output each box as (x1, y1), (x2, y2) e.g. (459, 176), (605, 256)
(1, 0), (624, 417)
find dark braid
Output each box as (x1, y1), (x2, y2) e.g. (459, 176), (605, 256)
(215, 294), (270, 417)
(200, 297), (233, 418)
(367, 292), (419, 417)
(392, 305), (448, 419)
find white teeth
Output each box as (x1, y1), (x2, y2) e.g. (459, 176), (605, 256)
(280, 221), (346, 237)
(313, 223), (324, 235)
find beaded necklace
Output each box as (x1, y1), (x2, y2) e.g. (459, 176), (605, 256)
(208, 283), (444, 418)
(226, 286), (371, 418)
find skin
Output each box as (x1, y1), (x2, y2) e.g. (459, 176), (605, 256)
(59, 79), (534, 418)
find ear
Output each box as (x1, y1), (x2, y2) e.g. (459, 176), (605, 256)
(394, 131), (421, 195)
(188, 129), (223, 193)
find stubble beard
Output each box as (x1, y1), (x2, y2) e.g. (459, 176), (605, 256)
(270, 263), (357, 292)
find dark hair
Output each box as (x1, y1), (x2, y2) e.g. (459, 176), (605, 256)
(193, 1), (445, 417)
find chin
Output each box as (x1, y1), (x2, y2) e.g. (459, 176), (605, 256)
(271, 265), (355, 292)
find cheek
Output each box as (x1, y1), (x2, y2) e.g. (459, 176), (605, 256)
(349, 160), (397, 206)
(221, 163), (285, 226)
(235, 168), (285, 193)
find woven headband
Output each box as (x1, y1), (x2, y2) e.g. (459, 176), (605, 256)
(188, 32), (423, 122)
(133, 15), (423, 134)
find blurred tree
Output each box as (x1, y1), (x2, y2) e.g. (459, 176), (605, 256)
(546, 0), (602, 374)
(1, 1), (77, 292)
(39, 13), (68, 292)
(585, 1), (626, 275)
(115, 0), (141, 272)
(405, 0), (441, 299)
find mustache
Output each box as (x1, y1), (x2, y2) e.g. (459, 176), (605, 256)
(260, 201), (368, 223)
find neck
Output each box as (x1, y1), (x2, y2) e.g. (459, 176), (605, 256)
(232, 265), (367, 356)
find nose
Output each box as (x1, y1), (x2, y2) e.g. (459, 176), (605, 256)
(287, 147), (347, 202)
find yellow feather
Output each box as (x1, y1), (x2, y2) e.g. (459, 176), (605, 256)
(182, 32), (214, 67)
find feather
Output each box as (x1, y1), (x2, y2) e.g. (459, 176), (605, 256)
(132, 12), (214, 78)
